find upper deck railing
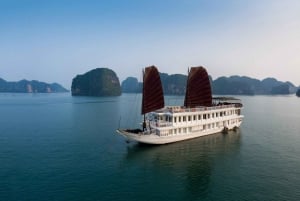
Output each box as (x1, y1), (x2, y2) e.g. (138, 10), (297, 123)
(161, 103), (242, 114)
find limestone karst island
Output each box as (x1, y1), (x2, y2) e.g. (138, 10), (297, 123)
(121, 73), (298, 96)
(0, 78), (68, 93)
(71, 68), (121, 97)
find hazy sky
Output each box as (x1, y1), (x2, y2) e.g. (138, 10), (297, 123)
(1, 0), (300, 89)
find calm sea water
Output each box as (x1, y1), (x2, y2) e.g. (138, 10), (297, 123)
(0, 93), (300, 201)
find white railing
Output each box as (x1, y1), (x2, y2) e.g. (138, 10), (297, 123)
(150, 122), (172, 128)
(167, 104), (236, 113)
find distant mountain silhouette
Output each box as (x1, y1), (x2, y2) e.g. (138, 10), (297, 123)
(0, 78), (68, 93)
(296, 88), (300, 97)
(121, 77), (142, 93)
(121, 73), (297, 95)
(213, 76), (297, 95)
(160, 73), (187, 95)
(122, 73), (188, 95)
(71, 68), (121, 96)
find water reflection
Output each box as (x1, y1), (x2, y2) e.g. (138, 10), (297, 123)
(123, 131), (241, 200)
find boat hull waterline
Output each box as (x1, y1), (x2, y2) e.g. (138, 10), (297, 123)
(117, 104), (244, 144)
(117, 124), (241, 145)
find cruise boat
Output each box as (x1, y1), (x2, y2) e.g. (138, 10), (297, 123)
(116, 65), (244, 144)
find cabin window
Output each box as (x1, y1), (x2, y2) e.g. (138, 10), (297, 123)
(183, 116), (186, 122)
(193, 115), (196, 121)
(179, 128), (181, 133)
(212, 113), (215, 118)
(169, 130), (173, 135)
(198, 115), (201, 120)
(169, 116), (172, 122)
(188, 116), (191, 121)
(220, 112), (223, 117)
(179, 116), (181, 122)
(216, 113), (218, 117)
(174, 117), (177, 123)
(174, 129), (177, 134)
(203, 114), (206, 119)
(183, 128), (187, 133)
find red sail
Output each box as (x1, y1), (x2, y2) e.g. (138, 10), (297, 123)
(142, 66), (165, 114)
(184, 66), (212, 107)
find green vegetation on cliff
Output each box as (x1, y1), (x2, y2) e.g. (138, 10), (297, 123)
(71, 68), (121, 96)
(121, 77), (142, 93)
(160, 73), (187, 95)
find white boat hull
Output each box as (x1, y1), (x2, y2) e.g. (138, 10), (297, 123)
(117, 101), (244, 145)
(117, 121), (242, 145)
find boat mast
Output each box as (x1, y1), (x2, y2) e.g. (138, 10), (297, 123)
(184, 67), (190, 107)
(142, 68), (146, 131)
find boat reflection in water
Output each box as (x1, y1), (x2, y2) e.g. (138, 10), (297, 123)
(122, 130), (241, 200)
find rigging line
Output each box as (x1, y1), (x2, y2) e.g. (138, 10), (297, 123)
(127, 96), (134, 128)
(132, 71), (143, 128)
(125, 95), (134, 128)
(118, 116), (121, 129)
(124, 95), (128, 127)
(133, 92), (139, 127)
(136, 70), (144, 127)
